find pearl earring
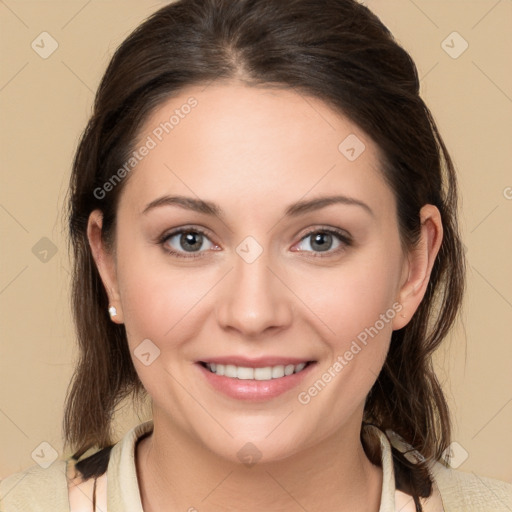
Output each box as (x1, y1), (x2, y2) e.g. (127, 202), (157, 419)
(108, 306), (117, 318)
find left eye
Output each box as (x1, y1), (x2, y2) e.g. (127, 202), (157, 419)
(295, 229), (349, 255)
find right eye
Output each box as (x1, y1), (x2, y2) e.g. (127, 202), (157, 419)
(159, 227), (218, 259)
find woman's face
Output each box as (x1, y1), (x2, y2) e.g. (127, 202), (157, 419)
(90, 82), (421, 463)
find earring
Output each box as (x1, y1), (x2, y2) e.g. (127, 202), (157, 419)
(108, 306), (117, 318)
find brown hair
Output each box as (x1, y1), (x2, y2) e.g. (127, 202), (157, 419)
(63, 0), (465, 506)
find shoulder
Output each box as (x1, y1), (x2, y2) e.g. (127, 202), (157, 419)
(0, 421), (152, 512)
(430, 460), (512, 511)
(382, 428), (511, 511)
(0, 459), (70, 512)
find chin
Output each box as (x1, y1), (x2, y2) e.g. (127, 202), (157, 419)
(197, 427), (303, 466)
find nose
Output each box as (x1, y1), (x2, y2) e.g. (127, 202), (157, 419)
(215, 247), (294, 338)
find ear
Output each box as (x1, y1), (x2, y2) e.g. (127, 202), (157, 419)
(87, 209), (124, 324)
(392, 204), (443, 330)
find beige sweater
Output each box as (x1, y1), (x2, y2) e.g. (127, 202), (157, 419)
(1, 421), (511, 511)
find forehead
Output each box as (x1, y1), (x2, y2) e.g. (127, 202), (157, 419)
(119, 81), (393, 218)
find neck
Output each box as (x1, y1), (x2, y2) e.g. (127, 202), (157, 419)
(136, 409), (383, 512)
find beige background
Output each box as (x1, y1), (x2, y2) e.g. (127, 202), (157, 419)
(1, 0), (511, 483)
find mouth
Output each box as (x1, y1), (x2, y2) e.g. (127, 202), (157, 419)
(196, 359), (317, 401)
(198, 361), (314, 381)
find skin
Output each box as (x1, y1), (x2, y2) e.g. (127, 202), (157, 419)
(87, 81), (442, 512)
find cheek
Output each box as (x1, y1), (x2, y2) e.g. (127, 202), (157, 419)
(294, 272), (398, 438)
(114, 239), (208, 350)
(293, 246), (402, 407)
(295, 248), (402, 345)
(120, 272), (207, 343)
(115, 258), (215, 406)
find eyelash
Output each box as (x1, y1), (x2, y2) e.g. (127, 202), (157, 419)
(158, 226), (352, 259)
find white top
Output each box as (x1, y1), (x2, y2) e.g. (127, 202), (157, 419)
(1, 420), (511, 511)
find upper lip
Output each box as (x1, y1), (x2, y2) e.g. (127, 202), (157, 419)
(198, 356), (315, 368)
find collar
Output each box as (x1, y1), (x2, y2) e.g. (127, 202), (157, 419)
(100, 420), (440, 511)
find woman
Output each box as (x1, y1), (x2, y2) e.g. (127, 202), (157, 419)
(1, 0), (511, 510)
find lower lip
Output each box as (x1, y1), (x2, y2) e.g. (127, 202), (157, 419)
(196, 362), (316, 401)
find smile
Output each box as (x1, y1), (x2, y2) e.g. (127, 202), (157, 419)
(201, 361), (311, 381)
(196, 360), (317, 401)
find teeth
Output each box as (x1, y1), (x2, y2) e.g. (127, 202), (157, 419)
(284, 364), (295, 376)
(271, 365), (285, 378)
(205, 361), (308, 380)
(238, 366), (255, 379)
(254, 367), (270, 380)
(225, 364), (237, 378)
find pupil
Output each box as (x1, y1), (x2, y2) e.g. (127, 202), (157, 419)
(181, 232), (202, 251)
(311, 233), (331, 252)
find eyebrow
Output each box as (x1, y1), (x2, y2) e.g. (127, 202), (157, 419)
(142, 194), (374, 218)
